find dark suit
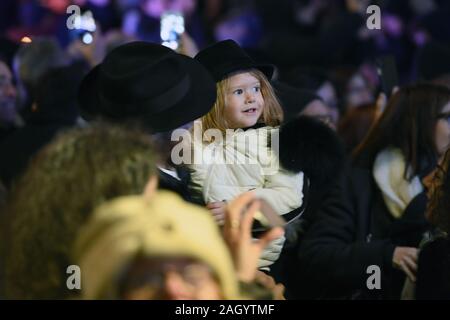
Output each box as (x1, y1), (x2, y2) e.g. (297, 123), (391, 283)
(157, 167), (202, 205)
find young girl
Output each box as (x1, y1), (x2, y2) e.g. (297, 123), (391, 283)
(185, 40), (304, 270)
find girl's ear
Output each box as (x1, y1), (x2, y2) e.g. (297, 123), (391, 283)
(143, 175), (158, 199)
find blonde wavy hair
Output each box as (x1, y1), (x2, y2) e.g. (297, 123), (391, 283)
(201, 69), (283, 134)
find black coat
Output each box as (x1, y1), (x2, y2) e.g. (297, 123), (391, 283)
(416, 237), (450, 300)
(290, 165), (413, 299)
(157, 167), (203, 205)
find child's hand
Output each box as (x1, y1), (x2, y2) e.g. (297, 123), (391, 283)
(206, 201), (227, 225)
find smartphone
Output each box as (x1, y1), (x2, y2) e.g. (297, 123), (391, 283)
(375, 55), (399, 98)
(160, 11), (185, 51)
(69, 11), (96, 45)
(250, 199), (286, 236)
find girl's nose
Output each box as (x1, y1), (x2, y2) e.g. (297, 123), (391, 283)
(245, 92), (255, 104)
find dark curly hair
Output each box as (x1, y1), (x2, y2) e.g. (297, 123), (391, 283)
(1, 123), (157, 299)
(427, 148), (450, 234)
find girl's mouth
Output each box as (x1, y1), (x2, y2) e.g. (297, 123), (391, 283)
(243, 107), (258, 114)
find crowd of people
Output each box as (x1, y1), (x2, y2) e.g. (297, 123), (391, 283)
(0, 0), (450, 300)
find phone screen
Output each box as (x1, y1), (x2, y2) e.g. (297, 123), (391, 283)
(160, 12), (185, 50)
(69, 11), (96, 45)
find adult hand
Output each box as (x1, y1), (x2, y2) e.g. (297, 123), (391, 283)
(177, 32), (199, 58)
(222, 192), (284, 282)
(66, 26), (105, 67)
(392, 246), (418, 282)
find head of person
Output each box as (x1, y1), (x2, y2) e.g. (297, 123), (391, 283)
(273, 81), (335, 129)
(74, 192), (239, 300)
(78, 41), (216, 134)
(195, 39), (283, 132)
(13, 37), (67, 110)
(345, 72), (374, 109)
(3, 124), (158, 299)
(284, 66), (338, 110)
(0, 60), (17, 125)
(354, 83), (450, 180)
(338, 103), (378, 153)
(29, 65), (84, 125)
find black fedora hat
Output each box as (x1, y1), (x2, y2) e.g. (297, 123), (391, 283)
(194, 39), (274, 82)
(78, 41), (216, 133)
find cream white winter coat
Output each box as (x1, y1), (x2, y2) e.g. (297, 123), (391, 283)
(185, 125), (304, 269)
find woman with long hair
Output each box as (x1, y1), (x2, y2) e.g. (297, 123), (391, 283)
(295, 83), (450, 299)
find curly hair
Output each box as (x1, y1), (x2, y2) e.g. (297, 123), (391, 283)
(1, 123), (157, 299)
(427, 148), (450, 235)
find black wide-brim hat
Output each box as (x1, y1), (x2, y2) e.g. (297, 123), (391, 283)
(78, 41), (216, 133)
(194, 39), (274, 82)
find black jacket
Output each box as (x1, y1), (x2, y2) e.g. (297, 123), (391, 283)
(416, 237), (450, 300)
(291, 162), (433, 300)
(291, 165), (400, 299)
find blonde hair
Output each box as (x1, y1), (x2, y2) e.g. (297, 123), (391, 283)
(201, 69), (283, 133)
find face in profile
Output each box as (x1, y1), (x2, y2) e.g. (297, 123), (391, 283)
(119, 256), (223, 300)
(300, 99), (336, 130)
(435, 102), (450, 159)
(346, 73), (373, 109)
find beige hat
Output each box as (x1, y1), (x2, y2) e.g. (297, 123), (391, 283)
(73, 191), (239, 299)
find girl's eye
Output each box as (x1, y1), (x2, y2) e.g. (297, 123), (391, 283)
(233, 89), (243, 95)
(253, 86), (261, 92)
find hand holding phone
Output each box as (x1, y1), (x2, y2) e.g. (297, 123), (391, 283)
(160, 11), (185, 50)
(222, 192), (284, 282)
(251, 198), (286, 235)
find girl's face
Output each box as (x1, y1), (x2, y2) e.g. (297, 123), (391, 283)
(224, 72), (264, 129)
(435, 102), (450, 158)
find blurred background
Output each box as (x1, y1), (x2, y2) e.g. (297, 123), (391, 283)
(1, 0), (450, 147)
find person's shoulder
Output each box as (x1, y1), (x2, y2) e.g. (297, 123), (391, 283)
(421, 236), (450, 253)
